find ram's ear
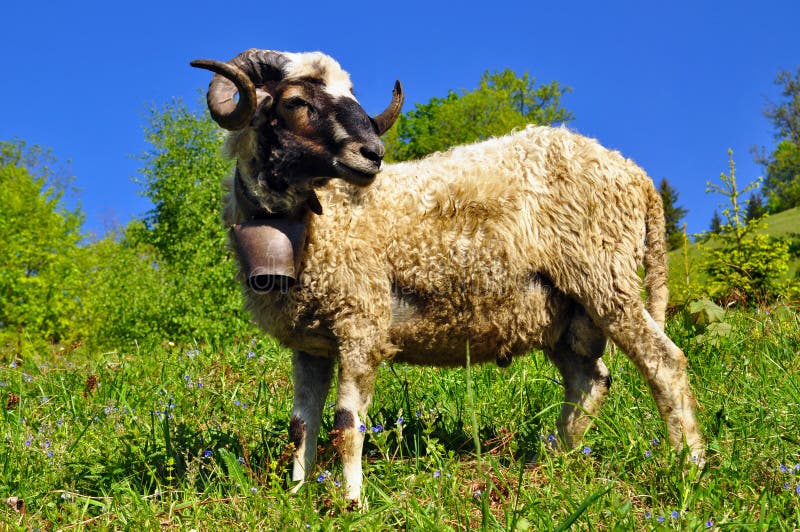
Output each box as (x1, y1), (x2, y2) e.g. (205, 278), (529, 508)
(249, 88), (276, 128)
(255, 88), (274, 110)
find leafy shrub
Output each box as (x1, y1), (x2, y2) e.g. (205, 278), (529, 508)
(702, 150), (791, 304)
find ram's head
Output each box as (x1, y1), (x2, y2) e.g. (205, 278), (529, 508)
(191, 49), (403, 209)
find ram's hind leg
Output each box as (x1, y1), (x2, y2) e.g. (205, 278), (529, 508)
(597, 298), (705, 464)
(290, 351), (334, 491)
(546, 308), (611, 447)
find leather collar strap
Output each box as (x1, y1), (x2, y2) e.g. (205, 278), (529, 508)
(234, 166), (322, 220)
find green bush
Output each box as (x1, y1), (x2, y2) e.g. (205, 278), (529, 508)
(702, 150), (791, 304)
(0, 141), (84, 349)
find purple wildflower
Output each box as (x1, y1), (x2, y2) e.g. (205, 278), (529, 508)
(433, 470), (441, 478)
(371, 425), (383, 433)
(203, 450), (212, 458)
(582, 446), (591, 455)
(671, 510), (680, 519)
(358, 424), (366, 433)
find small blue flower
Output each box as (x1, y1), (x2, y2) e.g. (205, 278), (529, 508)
(651, 438), (660, 446)
(706, 519), (714, 528)
(473, 489), (482, 499)
(547, 433), (556, 443)
(250, 486), (258, 494)
(334, 480), (341, 487)
(371, 425), (383, 433)
(317, 473), (326, 482)
(784, 482), (791, 490)
(247, 351), (256, 359)
(358, 424), (366, 433)
(396, 417), (404, 425)
(671, 510), (680, 519)
(780, 464), (789, 473)
(238, 456), (245, 464)
(415, 409), (422, 418)
(582, 446), (591, 455)
(644, 511), (652, 519)
(657, 515), (665, 523)
(796, 485), (800, 496)
(234, 400), (241, 407)
(433, 470), (441, 478)
(203, 450), (212, 458)
(645, 450), (651, 458)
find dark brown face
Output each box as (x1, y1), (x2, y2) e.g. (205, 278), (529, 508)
(252, 79), (386, 188)
(190, 50), (404, 197)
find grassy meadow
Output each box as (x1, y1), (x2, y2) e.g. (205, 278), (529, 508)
(1, 307), (799, 530)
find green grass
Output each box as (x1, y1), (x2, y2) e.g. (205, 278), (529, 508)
(2, 309), (799, 529)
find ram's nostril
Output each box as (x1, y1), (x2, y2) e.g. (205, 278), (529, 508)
(360, 144), (384, 165)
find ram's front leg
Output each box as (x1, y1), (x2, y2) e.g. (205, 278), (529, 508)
(290, 351), (334, 491)
(332, 352), (378, 505)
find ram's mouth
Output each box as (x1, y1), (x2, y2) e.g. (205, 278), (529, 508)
(334, 160), (379, 187)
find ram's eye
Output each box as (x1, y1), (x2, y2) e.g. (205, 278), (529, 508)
(285, 97), (311, 111)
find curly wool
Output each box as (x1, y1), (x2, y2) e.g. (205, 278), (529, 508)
(223, 124), (667, 366)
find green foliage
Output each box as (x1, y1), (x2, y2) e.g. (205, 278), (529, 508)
(658, 178), (688, 250)
(763, 139), (800, 212)
(756, 68), (800, 212)
(72, 228), (170, 348)
(0, 140), (84, 347)
(682, 298), (732, 345)
(129, 101), (253, 343)
(708, 210), (722, 234)
(744, 190), (766, 222)
(703, 150), (790, 304)
(384, 69), (572, 161)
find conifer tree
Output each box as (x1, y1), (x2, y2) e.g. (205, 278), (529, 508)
(658, 178), (688, 250)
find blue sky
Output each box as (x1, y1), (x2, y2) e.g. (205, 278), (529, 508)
(2, 1), (798, 236)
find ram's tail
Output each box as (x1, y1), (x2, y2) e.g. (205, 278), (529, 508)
(643, 182), (669, 329)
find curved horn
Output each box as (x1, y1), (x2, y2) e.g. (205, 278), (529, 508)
(372, 80), (404, 136)
(190, 49), (289, 130)
(190, 59), (257, 130)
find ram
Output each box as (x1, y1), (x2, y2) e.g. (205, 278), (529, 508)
(191, 49), (705, 504)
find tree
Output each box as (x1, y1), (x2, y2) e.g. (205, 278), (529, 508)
(762, 140), (800, 212)
(755, 68), (800, 212)
(384, 69), (572, 161)
(658, 178), (688, 250)
(0, 140), (84, 346)
(744, 190), (766, 222)
(709, 210), (722, 234)
(130, 101), (252, 343)
(703, 150), (789, 304)
(765, 68), (800, 144)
